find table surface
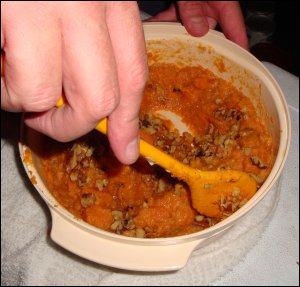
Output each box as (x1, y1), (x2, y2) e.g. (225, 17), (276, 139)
(1, 62), (299, 286)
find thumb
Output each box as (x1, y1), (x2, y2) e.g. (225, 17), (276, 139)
(177, 1), (209, 36)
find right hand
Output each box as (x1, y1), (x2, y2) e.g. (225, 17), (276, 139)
(1, 1), (148, 164)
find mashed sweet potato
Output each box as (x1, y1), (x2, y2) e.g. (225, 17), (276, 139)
(39, 63), (274, 238)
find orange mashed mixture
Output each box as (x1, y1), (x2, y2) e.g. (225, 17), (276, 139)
(39, 63), (274, 238)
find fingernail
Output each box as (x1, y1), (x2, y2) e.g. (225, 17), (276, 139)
(125, 136), (140, 164)
(189, 17), (207, 35)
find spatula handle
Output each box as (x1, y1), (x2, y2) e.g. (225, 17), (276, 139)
(95, 115), (190, 181)
(58, 97), (189, 179)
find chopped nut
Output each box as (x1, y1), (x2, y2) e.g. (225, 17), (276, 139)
(82, 158), (90, 168)
(156, 85), (165, 97)
(215, 98), (222, 104)
(241, 107), (248, 113)
(157, 178), (167, 193)
(69, 155), (77, 170)
(110, 220), (123, 231)
(96, 178), (109, 191)
(135, 228), (146, 238)
(220, 193), (225, 207)
(195, 215), (204, 222)
(145, 126), (157, 135)
(231, 202), (240, 212)
(112, 210), (123, 220)
(81, 193), (96, 208)
(175, 183), (183, 195)
(249, 173), (262, 184)
(86, 147), (94, 157)
(69, 170), (78, 181)
(224, 138), (234, 148)
(124, 219), (136, 230)
(239, 199), (248, 208)
(242, 147), (252, 156)
(141, 175), (158, 189)
(251, 156), (267, 169)
(170, 145), (176, 154)
(208, 124), (215, 135)
(231, 187), (241, 197)
(214, 135), (226, 145)
(207, 218), (212, 226)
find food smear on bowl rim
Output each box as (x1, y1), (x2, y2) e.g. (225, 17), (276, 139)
(38, 61), (274, 239)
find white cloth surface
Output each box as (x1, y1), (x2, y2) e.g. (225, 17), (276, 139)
(1, 63), (299, 286)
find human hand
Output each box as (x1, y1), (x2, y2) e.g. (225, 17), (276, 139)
(1, 1), (148, 164)
(147, 1), (249, 50)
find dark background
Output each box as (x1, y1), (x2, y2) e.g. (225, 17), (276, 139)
(138, 1), (299, 76)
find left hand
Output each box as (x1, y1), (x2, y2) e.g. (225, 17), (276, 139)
(147, 1), (249, 50)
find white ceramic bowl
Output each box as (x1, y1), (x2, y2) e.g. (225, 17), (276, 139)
(19, 23), (291, 271)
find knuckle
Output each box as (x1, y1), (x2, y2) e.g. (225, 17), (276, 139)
(20, 86), (61, 112)
(85, 89), (120, 122)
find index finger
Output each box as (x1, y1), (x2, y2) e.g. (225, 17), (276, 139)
(211, 1), (249, 50)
